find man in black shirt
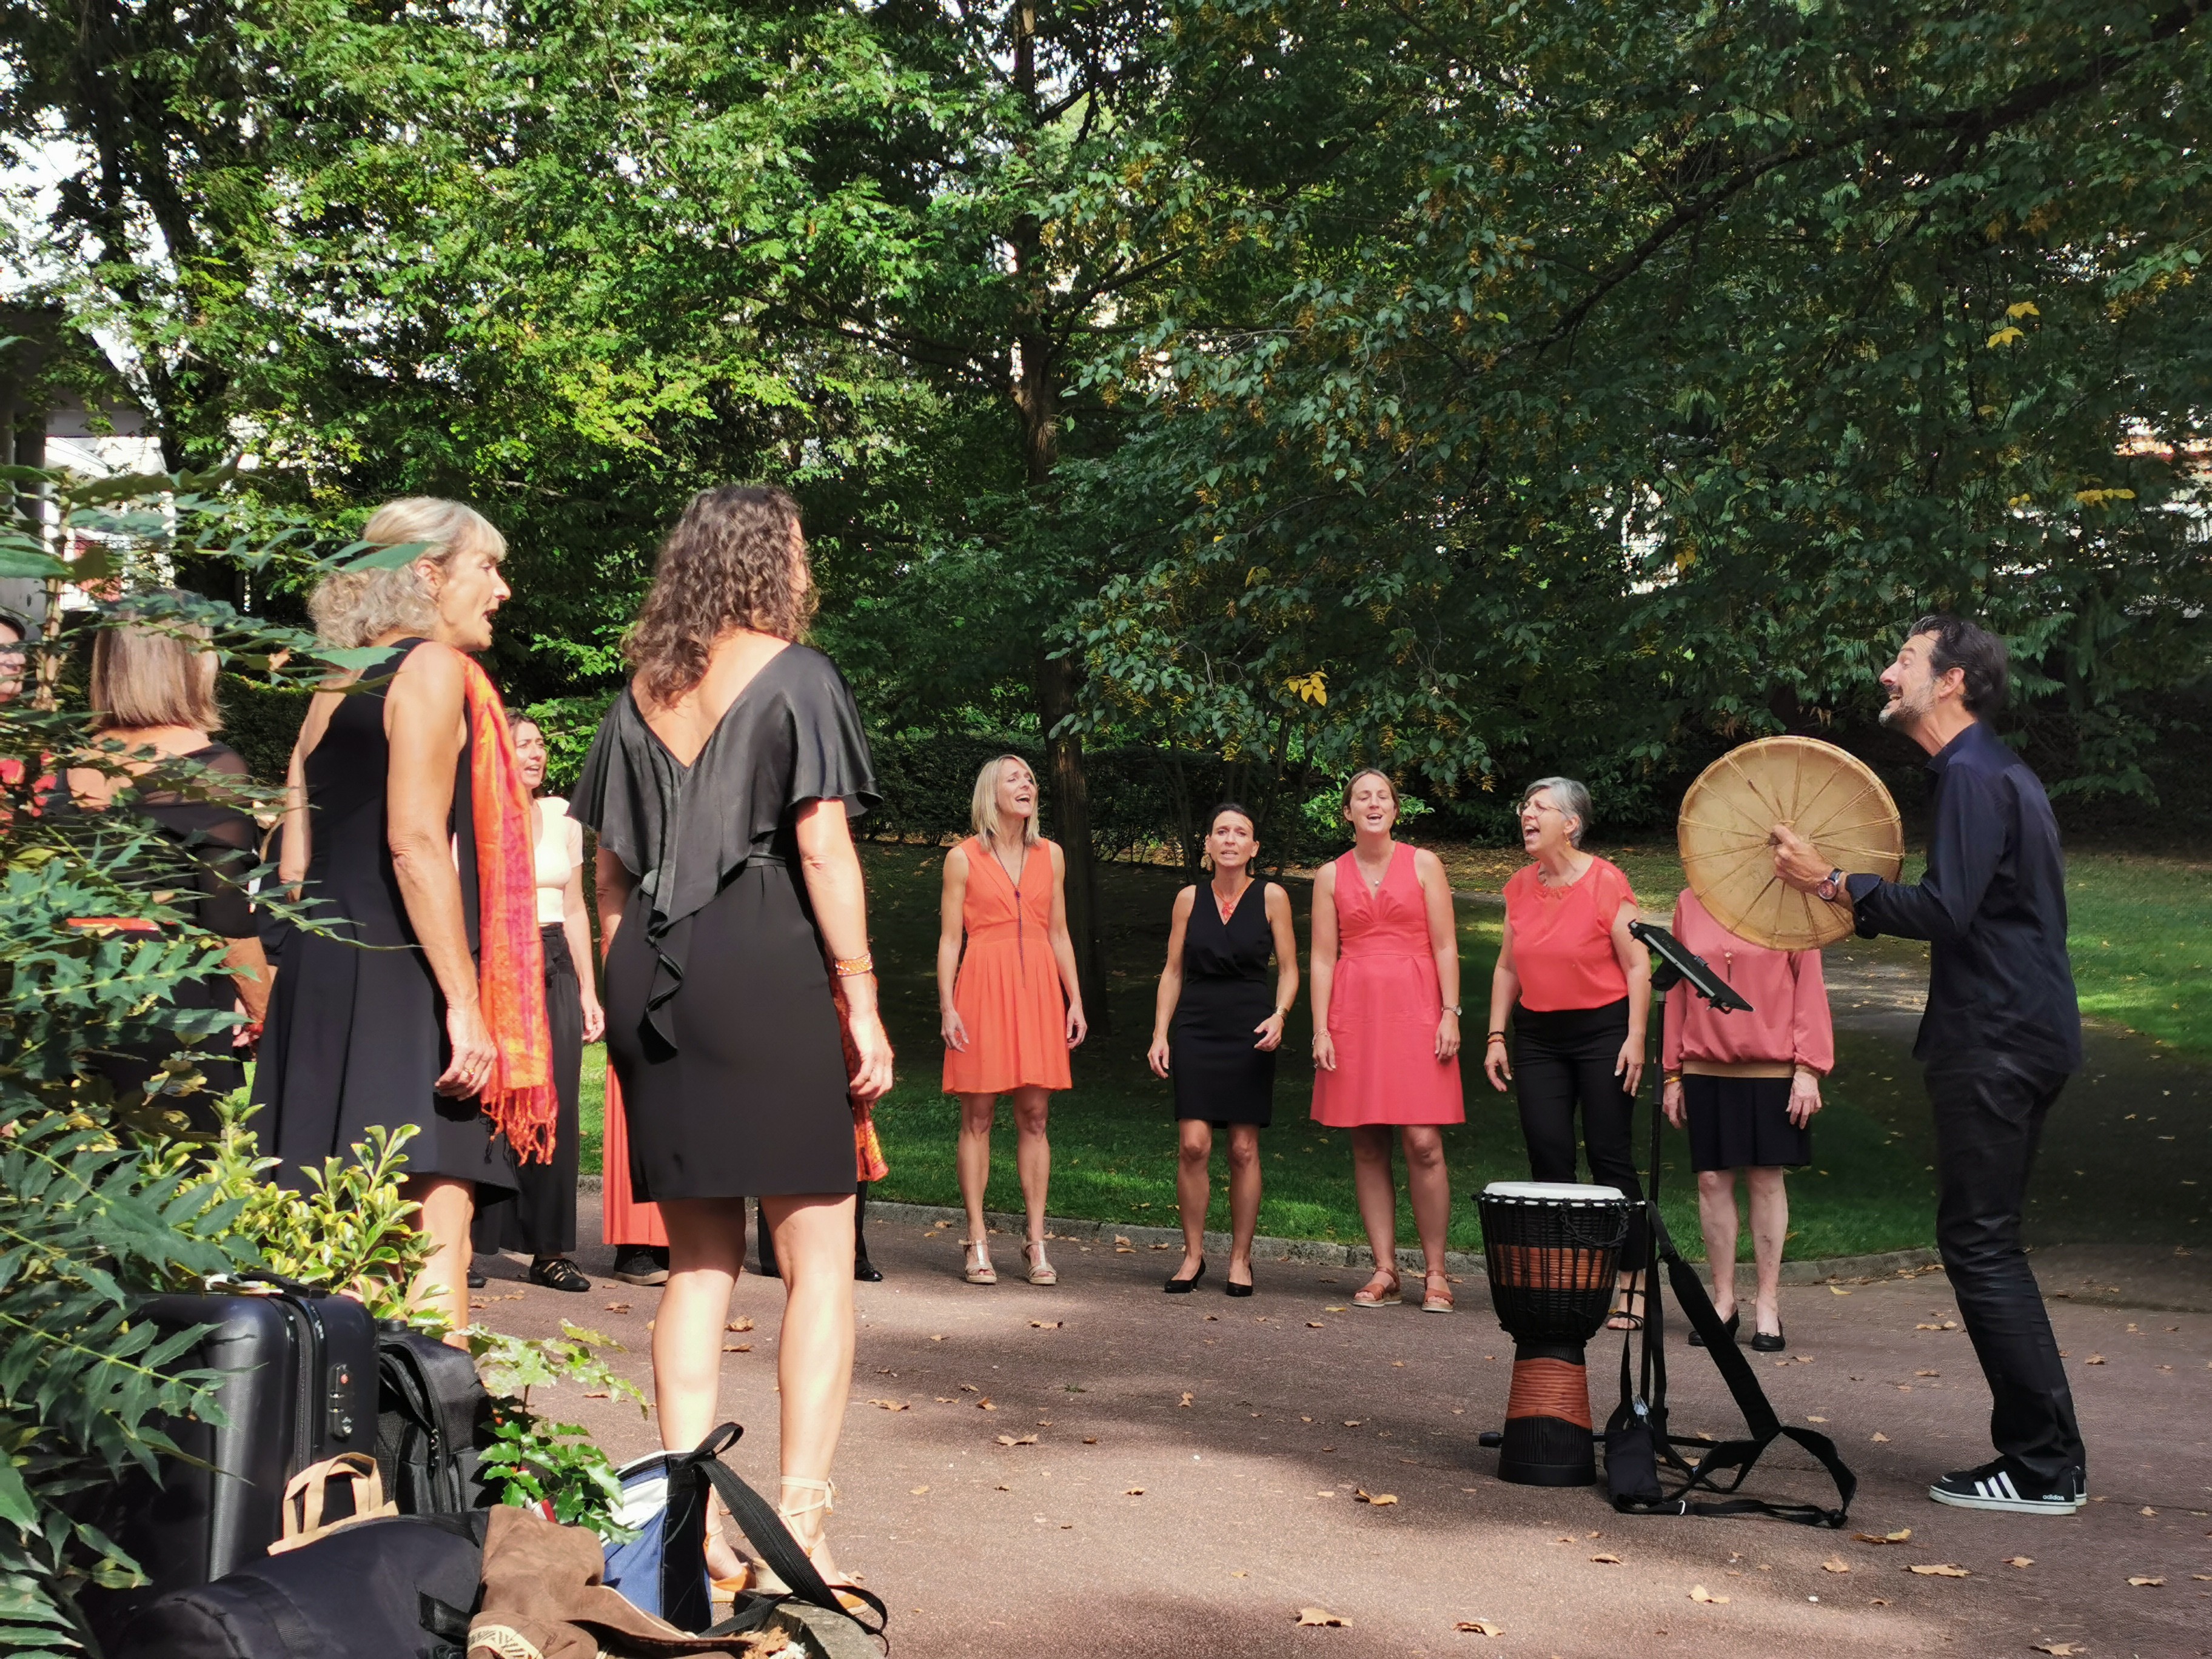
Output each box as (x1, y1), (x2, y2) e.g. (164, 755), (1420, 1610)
(1771, 615), (2085, 1515)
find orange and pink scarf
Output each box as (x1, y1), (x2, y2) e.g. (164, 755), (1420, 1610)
(460, 658), (558, 1164)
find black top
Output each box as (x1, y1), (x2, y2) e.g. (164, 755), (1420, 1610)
(569, 644), (878, 1044)
(1181, 880), (1275, 988)
(1845, 720), (2081, 1073)
(135, 743), (259, 939)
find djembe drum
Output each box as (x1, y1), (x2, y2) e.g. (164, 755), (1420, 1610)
(1477, 1181), (1632, 1486)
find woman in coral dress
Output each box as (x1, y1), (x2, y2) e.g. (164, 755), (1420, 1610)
(939, 755), (1088, 1286)
(1310, 769), (1465, 1312)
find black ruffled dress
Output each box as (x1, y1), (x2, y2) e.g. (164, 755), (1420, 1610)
(570, 645), (879, 1202)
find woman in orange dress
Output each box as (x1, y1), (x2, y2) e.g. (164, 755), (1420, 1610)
(939, 755), (1088, 1286)
(1310, 769), (1466, 1313)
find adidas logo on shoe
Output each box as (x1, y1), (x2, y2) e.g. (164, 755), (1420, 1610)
(1928, 1459), (2086, 1514)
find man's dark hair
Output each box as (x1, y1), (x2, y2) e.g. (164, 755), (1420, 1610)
(1909, 614), (2008, 716)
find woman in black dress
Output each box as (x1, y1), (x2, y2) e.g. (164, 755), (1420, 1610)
(1147, 803), (1300, 1296)
(572, 485), (891, 1588)
(64, 605), (270, 1128)
(256, 497), (529, 1342)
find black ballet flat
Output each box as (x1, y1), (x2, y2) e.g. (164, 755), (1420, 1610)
(1224, 1273), (1254, 1298)
(1164, 1261), (1207, 1293)
(466, 1268), (487, 1290)
(1688, 1311), (1740, 1349)
(529, 1256), (592, 1293)
(854, 1257), (884, 1283)
(1749, 1325), (1786, 1353)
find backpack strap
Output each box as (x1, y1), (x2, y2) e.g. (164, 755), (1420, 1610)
(683, 1429), (886, 1639)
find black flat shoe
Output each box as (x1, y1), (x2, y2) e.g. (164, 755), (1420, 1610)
(466, 1268), (487, 1290)
(1164, 1261), (1206, 1293)
(1689, 1311), (1740, 1349)
(529, 1256), (592, 1293)
(1749, 1325), (1786, 1352)
(854, 1257), (884, 1282)
(1225, 1273), (1254, 1298)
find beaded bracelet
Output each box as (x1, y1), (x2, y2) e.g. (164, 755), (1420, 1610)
(833, 953), (876, 978)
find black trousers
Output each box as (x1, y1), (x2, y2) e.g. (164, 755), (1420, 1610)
(474, 926), (583, 1257)
(1512, 999), (1648, 1264)
(1925, 1049), (2083, 1484)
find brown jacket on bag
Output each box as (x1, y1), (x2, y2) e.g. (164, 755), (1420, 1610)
(466, 1506), (784, 1659)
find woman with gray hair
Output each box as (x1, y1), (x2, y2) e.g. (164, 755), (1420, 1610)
(256, 497), (537, 1342)
(1482, 777), (1652, 1329)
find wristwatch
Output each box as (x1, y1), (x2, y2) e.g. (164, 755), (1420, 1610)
(1814, 866), (1845, 903)
(1443, 1004), (1463, 1017)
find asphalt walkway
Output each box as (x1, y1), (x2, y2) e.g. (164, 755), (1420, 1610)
(484, 1208), (2212, 1658)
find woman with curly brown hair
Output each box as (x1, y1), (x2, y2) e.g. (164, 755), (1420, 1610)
(571, 484), (890, 1591)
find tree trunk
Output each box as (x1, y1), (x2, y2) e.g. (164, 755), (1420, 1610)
(1008, 0), (1109, 1030)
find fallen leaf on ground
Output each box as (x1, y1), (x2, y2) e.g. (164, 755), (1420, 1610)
(1821, 1558), (1850, 1574)
(909, 1486), (930, 1495)
(996, 1434), (1016, 1446)
(1030, 1319), (1062, 1329)
(1689, 1585), (1729, 1604)
(2128, 1575), (2165, 1587)
(1829, 1285), (1852, 1296)
(930, 1334), (945, 1341)
(1179, 1391), (1195, 1407)
(1806, 1415), (1829, 1424)
(994, 1483), (1010, 1491)
(1453, 1620), (1503, 1635)
(1342, 1419), (1364, 1427)
(1589, 1553), (1621, 1564)
(2085, 1353), (2105, 1364)
(1325, 1305), (1348, 1313)
(722, 1344), (751, 1353)
(1013, 1433), (1037, 1445)
(977, 1399), (996, 1410)
(1853, 1529), (1912, 1545)
(726, 1317), (754, 1333)
(2030, 1644), (2081, 1657)
(1869, 1432), (1890, 1443)
(960, 1383), (979, 1392)
(2006, 1557), (2033, 1568)
(1295, 1607), (1346, 1627)
(1124, 1486), (1145, 1496)
(583, 1389), (610, 1399)
(2139, 1506), (2157, 1517)
(1355, 1490), (1398, 1506)
(1914, 1369), (1939, 1378)
(1082, 1436), (1098, 1444)
(1231, 1571), (1247, 1578)
(867, 1399), (908, 1411)
(1307, 1321), (1327, 1329)
(603, 1302), (631, 1314)
(1908, 1564), (1970, 1577)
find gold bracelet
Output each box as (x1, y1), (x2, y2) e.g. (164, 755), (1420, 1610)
(833, 953), (875, 978)
(1484, 1033), (1507, 1047)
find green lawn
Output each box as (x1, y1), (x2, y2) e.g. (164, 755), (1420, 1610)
(572, 840), (2207, 1262)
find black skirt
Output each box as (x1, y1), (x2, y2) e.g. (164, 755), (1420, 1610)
(474, 925), (585, 1255)
(603, 859), (854, 1201)
(1683, 1074), (1811, 1172)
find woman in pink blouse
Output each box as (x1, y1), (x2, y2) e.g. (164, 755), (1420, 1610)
(1660, 886), (1835, 1352)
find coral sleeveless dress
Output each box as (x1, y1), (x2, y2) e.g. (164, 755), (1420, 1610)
(943, 836), (1073, 1096)
(1311, 842), (1466, 1128)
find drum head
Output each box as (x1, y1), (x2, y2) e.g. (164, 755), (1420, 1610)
(1678, 736), (1904, 950)
(1480, 1182), (1629, 1202)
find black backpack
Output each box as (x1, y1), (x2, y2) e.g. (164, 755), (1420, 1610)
(374, 1325), (496, 1515)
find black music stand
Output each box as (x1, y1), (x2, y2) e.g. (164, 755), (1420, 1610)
(1609, 921), (1857, 1526)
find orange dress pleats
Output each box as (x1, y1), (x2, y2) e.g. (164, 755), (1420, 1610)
(1310, 843), (1466, 1128)
(942, 836), (1073, 1095)
(598, 1066), (668, 1248)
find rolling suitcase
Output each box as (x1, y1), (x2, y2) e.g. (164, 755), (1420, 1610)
(89, 1273), (380, 1638)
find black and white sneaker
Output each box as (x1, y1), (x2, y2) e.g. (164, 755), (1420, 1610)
(1928, 1458), (2086, 1513)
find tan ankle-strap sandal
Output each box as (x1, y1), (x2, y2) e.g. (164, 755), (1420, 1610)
(964, 1239), (997, 1284)
(1022, 1240), (1057, 1285)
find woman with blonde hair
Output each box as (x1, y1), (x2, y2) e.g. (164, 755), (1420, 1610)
(572, 484), (889, 1590)
(256, 497), (547, 1343)
(64, 601), (270, 1127)
(939, 754), (1088, 1285)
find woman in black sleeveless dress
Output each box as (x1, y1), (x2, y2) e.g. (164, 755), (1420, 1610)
(253, 498), (521, 1341)
(1148, 803), (1301, 1296)
(571, 485), (891, 1590)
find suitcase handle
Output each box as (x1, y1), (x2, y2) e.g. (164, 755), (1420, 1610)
(204, 1269), (320, 1298)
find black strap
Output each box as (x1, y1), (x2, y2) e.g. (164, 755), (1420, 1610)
(686, 1427), (887, 1638)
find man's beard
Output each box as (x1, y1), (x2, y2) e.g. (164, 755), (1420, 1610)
(1878, 682), (1930, 729)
